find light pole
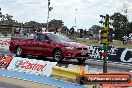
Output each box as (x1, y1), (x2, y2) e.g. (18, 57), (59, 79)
(47, 0), (50, 31)
(0, 8), (2, 20)
(75, 9), (78, 28)
(47, 0), (53, 31)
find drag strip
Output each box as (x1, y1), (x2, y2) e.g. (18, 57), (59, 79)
(0, 76), (57, 88)
(0, 81), (23, 88)
(60, 59), (132, 72)
(85, 59), (132, 71)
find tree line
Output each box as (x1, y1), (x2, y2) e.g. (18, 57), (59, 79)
(88, 13), (132, 39)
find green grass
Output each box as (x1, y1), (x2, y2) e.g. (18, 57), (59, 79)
(75, 38), (132, 48)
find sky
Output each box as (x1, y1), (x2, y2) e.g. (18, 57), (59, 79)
(0, 0), (132, 29)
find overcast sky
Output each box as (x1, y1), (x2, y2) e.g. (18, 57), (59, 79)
(0, 0), (132, 29)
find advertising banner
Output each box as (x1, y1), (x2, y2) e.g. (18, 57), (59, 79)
(0, 38), (11, 55)
(7, 57), (57, 77)
(84, 74), (131, 84)
(77, 73), (132, 87)
(101, 72), (132, 87)
(0, 38), (10, 46)
(87, 46), (132, 63)
(0, 55), (13, 69)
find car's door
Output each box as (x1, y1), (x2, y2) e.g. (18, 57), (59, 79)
(22, 38), (34, 54)
(37, 34), (52, 57)
(30, 34), (42, 55)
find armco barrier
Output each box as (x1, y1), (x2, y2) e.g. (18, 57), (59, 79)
(52, 66), (86, 80)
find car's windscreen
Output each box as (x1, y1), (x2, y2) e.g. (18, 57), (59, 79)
(47, 33), (73, 42)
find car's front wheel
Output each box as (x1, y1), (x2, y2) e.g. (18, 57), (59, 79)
(16, 46), (26, 57)
(53, 50), (63, 62)
(77, 58), (86, 63)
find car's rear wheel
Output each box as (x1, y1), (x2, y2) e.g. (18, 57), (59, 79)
(16, 46), (26, 57)
(53, 50), (63, 62)
(77, 58), (86, 63)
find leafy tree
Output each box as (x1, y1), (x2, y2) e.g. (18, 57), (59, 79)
(25, 21), (40, 28)
(111, 12), (128, 38)
(5, 14), (13, 20)
(88, 25), (101, 34)
(62, 26), (69, 33)
(125, 22), (132, 34)
(0, 14), (17, 25)
(39, 23), (47, 28)
(48, 19), (64, 31)
(0, 13), (21, 34)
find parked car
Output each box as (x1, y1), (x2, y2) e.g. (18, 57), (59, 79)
(9, 32), (90, 63)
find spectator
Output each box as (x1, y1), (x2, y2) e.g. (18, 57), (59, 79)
(122, 35), (128, 45)
(42, 27), (47, 33)
(12, 27), (15, 37)
(128, 33), (132, 44)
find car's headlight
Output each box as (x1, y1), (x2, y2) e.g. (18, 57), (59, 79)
(65, 46), (75, 50)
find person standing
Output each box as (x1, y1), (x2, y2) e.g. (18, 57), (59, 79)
(122, 35), (128, 45)
(128, 33), (132, 44)
(12, 27), (15, 37)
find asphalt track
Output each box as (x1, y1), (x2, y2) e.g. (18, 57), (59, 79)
(0, 76), (57, 88)
(0, 82), (23, 88)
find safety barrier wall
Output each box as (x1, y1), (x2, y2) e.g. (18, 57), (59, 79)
(52, 66), (80, 80)
(0, 53), (131, 87)
(7, 57), (57, 77)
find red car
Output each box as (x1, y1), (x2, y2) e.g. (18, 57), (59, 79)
(9, 33), (90, 63)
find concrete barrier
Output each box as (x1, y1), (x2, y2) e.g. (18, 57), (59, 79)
(52, 66), (86, 81)
(7, 57), (57, 77)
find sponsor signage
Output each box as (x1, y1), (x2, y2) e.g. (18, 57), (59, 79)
(87, 46), (132, 63)
(0, 39), (10, 46)
(84, 74), (131, 84)
(7, 57), (57, 77)
(0, 55), (13, 69)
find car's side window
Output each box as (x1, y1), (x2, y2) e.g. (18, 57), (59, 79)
(44, 35), (49, 40)
(35, 34), (43, 42)
(34, 34), (49, 42)
(37, 36), (43, 41)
